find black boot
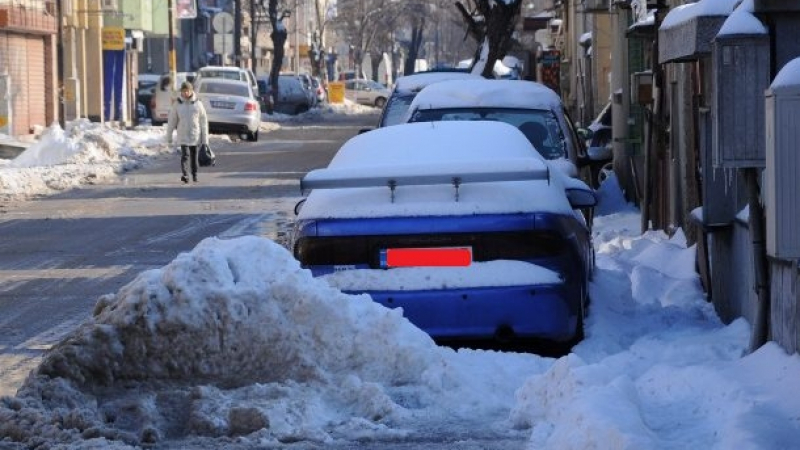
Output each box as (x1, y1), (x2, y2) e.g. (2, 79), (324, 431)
(181, 176), (189, 184)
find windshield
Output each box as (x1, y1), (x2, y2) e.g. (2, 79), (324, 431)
(200, 70), (243, 81)
(409, 107), (567, 160)
(380, 93), (415, 127)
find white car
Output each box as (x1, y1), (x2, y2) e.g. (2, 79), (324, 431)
(195, 66), (259, 97)
(195, 78), (261, 142)
(377, 71), (481, 127)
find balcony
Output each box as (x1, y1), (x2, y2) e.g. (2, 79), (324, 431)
(0, 2), (58, 35)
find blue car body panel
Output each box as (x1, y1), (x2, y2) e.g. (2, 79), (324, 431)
(293, 212), (591, 342)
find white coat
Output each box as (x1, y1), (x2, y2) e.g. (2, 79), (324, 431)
(166, 93), (209, 146)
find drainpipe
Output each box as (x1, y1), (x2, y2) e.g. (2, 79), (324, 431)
(745, 168), (770, 352)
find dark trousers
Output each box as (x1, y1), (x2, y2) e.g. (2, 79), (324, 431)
(180, 145), (198, 178)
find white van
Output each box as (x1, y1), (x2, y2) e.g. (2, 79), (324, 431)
(195, 66), (259, 97)
(149, 71), (196, 126)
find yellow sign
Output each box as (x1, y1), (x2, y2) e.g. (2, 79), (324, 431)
(328, 82), (345, 104)
(0, 116), (7, 128)
(102, 27), (126, 50)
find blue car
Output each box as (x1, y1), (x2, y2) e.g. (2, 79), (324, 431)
(292, 121), (596, 346)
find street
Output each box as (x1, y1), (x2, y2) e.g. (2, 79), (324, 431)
(0, 114), (375, 398)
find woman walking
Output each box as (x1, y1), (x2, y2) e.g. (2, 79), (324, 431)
(166, 81), (209, 183)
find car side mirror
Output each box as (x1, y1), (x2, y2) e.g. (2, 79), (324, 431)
(566, 187), (598, 209)
(358, 128), (373, 134)
(577, 128), (593, 140)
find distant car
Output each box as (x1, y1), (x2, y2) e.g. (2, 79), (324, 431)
(405, 79), (591, 179)
(292, 121), (596, 347)
(311, 76), (326, 103)
(195, 66), (259, 97)
(377, 71), (481, 128)
(257, 75), (313, 115)
(344, 79), (390, 108)
(584, 102), (614, 188)
(149, 71), (196, 126)
(195, 78), (261, 141)
(137, 73), (160, 119)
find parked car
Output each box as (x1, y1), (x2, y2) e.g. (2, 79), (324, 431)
(149, 71), (196, 126)
(292, 121), (596, 347)
(376, 71), (481, 128)
(195, 78), (261, 141)
(584, 102), (614, 188)
(136, 73), (160, 119)
(281, 72), (317, 107)
(405, 79), (591, 179)
(311, 76), (326, 103)
(344, 79), (390, 108)
(257, 75), (313, 115)
(195, 66), (259, 97)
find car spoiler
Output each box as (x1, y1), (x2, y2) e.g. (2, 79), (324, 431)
(300, 160), (550, 202)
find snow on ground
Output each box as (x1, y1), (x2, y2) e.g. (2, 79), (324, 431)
(1, 110), (800, 449)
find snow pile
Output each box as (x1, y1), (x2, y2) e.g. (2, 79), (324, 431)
(0, 120), (174, 200)
(509, 210), (800, 450)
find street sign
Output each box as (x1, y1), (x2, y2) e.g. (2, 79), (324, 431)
(212, 12), (234, 33)
(176, 0), (198, 19)
(214, 34), (234, 55)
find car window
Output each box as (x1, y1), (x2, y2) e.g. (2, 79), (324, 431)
(380, 93), (415, 127)
(410, 107), (567, 160)
(200, 70), (243, 81)
(200, 82), (250, 97)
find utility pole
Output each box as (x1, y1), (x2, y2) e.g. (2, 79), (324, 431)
(251, 0), (258, 72)
(168, 0), (177, 92)
(234, 0), (242, 67)
(56, 0), (65, 129)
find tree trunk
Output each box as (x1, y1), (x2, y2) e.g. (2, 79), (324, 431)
(404, 23), (424, 75)
(370, 52), (382, 82)
(268, 0), (288, 112)
(456, 0), (521, 79)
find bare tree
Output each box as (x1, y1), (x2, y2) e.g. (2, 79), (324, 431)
(334, 0), (392, 78)
(308, 0), (335, 82)
(402, 1), (428, 75)
(455, 0), (522, 78)
(267, 0), (290, 112)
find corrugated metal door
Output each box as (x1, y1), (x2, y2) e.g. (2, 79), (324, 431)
(7, 34), (29, 136)
(26, 37), (47, 132)
(1, 34), (46, 136)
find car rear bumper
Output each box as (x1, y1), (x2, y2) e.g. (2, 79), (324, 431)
(345, 283), (579, 342)
(208, 114), (260, 134)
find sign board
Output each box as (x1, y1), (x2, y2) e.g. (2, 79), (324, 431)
(176, 0), (198, 19)
(214, 34), (234, 55)
(102, 27), (126, 50)
(328, 82), (345, 104)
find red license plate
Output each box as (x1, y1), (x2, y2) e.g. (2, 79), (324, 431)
(381, 247), (472, 268)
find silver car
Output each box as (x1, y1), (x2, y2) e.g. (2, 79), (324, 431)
(345, 79), (390, 108)
(195, 78), (261, 142)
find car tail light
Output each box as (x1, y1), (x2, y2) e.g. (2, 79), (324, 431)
(244, 101), (258, 111)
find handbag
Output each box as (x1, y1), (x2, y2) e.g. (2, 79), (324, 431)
(198, 143), (216, 167)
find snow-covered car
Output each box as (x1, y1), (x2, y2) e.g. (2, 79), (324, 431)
(585, 102), (614, 188)
(404, 79), (590, 178)
(376, 70), (481, 128)
(195, 78), (261, 141)
(292, 121), (596, 347)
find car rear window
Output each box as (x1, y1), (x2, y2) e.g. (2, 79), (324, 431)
(200, 82), (249, 97)
(409, 107), (566, 160)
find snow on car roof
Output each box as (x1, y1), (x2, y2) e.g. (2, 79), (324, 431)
(408, 79), (563, 112)
(393, 71), (481, 93)
(298, 121), (575, 220)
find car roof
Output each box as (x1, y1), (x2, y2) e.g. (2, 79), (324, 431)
(199, 66), (247, 72)
(393, 71), (481, 93)
(298, 121), (575, 220)
(409, 79), (563, 111)
(197, 78), (250, 86)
